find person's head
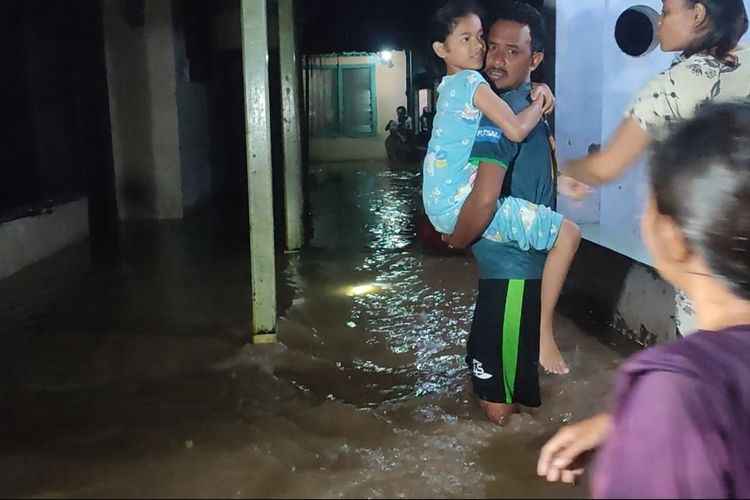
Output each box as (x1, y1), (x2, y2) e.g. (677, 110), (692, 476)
(396, 106), (407, 117)
(643, 101), (750, 305)
(484, 1), (546, 91)
(430, 0), (486, 75)
(657, 0), (748, 62)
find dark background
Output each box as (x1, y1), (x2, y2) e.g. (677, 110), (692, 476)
(298, 0), (545, 55)
(0, 0), (548, 231)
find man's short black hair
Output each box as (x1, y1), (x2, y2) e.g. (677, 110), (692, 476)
(488, 1), (546, 53)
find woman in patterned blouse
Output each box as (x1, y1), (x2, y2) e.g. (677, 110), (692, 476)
(537, 0), (750, 491)
(562, 0), (750, 189)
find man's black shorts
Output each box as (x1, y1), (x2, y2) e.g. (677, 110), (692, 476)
(466, 279), (542, 407)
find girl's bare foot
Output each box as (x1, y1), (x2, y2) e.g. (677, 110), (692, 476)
(540, 332), (569, 375)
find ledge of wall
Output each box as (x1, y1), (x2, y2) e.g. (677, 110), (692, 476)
(580, 222), (652, 267)
(561, 239), (681, 347)
(0, 198), (89, 281)
(310, 137), (387, 162)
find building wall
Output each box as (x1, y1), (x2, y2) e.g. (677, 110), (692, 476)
(173, 3), (214, 212)
(310, 137), (388, 162)
(562, 240), (678, 346)
(555, 0), (674, 253)
(557, 0), (750, 253)
(176, 80), (213, 211)
(598, 0), (673, 245)
(214, 6), (239, 51)
(556, 0), (750, 340)
(213, 0), (279, 51)
(0, 200), (89, 281)
(0, 1), (116, 282)
(310, 51), (408, 162)
(555, 1), (678, 341)
(102, 0), (184, 220)
(553, 0), (603, 225)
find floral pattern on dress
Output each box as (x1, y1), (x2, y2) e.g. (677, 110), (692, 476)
(627, 50), (749, 140)
(459, 103), (481, 122)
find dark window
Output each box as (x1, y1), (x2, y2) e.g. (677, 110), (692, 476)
(307, 62), (376, 138)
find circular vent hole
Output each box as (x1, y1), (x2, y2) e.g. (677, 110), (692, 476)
(615, 6), (659, 57)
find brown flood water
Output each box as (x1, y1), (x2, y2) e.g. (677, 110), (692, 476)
(0, 160), (637, 498)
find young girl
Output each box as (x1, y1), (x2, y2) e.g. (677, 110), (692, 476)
(423, 0), (582, 375)
(537, 101), (750, 497)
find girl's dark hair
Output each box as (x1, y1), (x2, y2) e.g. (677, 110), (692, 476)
(683, 0), (748, 64)
(651, 101), (750, 299)
(428, 0), (483, 77)
(429, 0), (484, 44)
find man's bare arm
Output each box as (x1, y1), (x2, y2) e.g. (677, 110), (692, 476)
(444, 162), (506, 249)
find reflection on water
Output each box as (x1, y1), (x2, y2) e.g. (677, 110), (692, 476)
(0, 160), (636, 498)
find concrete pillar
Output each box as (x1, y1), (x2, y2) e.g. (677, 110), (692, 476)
(101, 0), (184, 220)
(278, 0), (303, 251)
(241, 0), (277, 342)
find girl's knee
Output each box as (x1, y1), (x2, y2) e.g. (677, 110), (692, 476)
(558, 219), (582, 249)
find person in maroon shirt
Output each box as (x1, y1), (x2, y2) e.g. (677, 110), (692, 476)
(537, 101), (750, 498)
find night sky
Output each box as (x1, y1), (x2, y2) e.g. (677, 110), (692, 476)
(297, 0), (545, 55)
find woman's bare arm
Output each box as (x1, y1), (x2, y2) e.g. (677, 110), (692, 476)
(563, 117), (652, 186)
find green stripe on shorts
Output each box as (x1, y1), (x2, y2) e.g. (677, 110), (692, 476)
(502, 279), (525, 404)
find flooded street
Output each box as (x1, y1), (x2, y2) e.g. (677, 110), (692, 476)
(0, 160), (636, 498)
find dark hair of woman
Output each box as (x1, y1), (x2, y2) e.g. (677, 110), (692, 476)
(683, 0), (749, 65)
(651, 100), (750, 298)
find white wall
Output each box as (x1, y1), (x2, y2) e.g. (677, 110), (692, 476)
(556, 1), (750, 340)
(102, 0), (184, 220)
(558, 0), (750, 256)
(599, 0), (673, 245)
(0, 199), (89, 281)
(555, 0), (673, 255)
(554, 0), (604, 224)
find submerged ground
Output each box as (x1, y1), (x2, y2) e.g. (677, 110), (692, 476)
(0, 160), (636, 498)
